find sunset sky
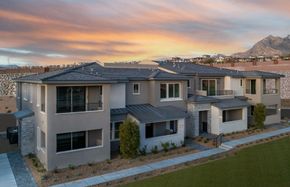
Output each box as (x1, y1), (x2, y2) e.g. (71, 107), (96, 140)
(0, 0), (290, 66)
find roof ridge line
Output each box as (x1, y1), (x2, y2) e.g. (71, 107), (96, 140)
(42, 62), (96, 81)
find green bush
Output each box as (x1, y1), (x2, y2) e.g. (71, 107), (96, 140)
(120, 118), (140, 158)
(253, 103), (266, 129)
(171, 142), (177, 149)
(161, 142), (170, 152)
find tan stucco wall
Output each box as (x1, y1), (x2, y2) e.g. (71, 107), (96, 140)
(244, 78), (281, 125)
(148, 80), (187, 110)
(44, 84), (111, 170)
(126, 81), (150, 105)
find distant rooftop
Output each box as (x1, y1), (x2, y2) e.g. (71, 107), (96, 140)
(15, 62), (189, 83)
(156, 61), (284, 78)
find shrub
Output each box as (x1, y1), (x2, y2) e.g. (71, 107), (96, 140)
(139, 145), (147, 156)
(119, 118), (140, 158)
(151, 146), (158, 154)
(171, 142), (177, 149)
(253, 103), (266, 129)
(161, 142), (170, 152)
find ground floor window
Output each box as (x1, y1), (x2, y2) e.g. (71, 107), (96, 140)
(110, 121), (123, 140)
(56, 129), (102, 152)
(266, 105), (278, 116)
(41, 131), (46, 148)
(145, 120), (178, 139)
(222, 109), (243, 122)
(88, 129), (102, 147)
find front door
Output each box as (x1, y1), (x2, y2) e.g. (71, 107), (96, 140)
(199, 111), (208, 134)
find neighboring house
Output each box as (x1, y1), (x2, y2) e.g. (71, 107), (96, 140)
(14, 62), (188, 170)
(157, 61), (284, 136)
(13, 61), (284, 170)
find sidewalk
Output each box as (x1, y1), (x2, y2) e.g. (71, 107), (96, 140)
(51, 126), (290, 187)
(0, 153), (17, 187)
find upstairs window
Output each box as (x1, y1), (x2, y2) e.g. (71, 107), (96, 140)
(201, 79), (216, 96)
(160, 84), (167, 99)
(160, 83), (181, 100)
(56, 86), (102, 113)
(133, 83), (140, 95)
(41, 86), (46, 112)
(246, 80), (256, 94)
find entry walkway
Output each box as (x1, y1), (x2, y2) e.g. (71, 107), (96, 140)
(52, 126), (290, 187)
(0, 153), (17, 187)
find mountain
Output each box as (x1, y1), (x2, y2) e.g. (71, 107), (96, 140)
(233, 35), (290, 57)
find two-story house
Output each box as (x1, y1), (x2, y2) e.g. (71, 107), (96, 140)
(14, 62), (189, 170)
(157, 61), (284, 136)
(14, 61), (284, 170)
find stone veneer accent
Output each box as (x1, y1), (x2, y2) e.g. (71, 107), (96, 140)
(20, 116), (35, 156)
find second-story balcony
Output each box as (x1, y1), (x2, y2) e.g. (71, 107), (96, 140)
(196, 90), (234, 97)
(57, 102), (103, 113)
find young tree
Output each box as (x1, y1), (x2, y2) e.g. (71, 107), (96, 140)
(119, 118), (140, 158)
(253, 103), (266, 129)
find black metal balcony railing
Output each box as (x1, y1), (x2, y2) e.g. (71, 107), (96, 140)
(197, 90), (234, 96)
(246, 89), (256, 94)
(263, 89), (278, 94)
(215, 90), (234, 96)
(56, 101), (103, 113)
(87, 102), (103, 111)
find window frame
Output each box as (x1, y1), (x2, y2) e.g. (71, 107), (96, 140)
(246, 79), (256, 94)
(201, 79), (217, 96)
(110, 121), (123, 141)
(187, 80), (191, 88)
(132, 83), (140, 95)
(88, 129), (103, 147)
(41, 85), (46, 112)
(160, 83), (182, 101)
(56, 129), (103, 153)
(56, 86), (103, 114)
(222, 108), (243, 123)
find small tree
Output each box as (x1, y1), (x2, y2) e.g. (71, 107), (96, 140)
(119, 118), (140, 158)
(253, 103), (266, 129)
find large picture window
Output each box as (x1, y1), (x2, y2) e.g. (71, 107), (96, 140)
(222, 109), (243, 122)
(160, 83), (181, 100)
(57, 129), (102, 152)
(56, 86), (102, 113)
(145, 120), (178, 139)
